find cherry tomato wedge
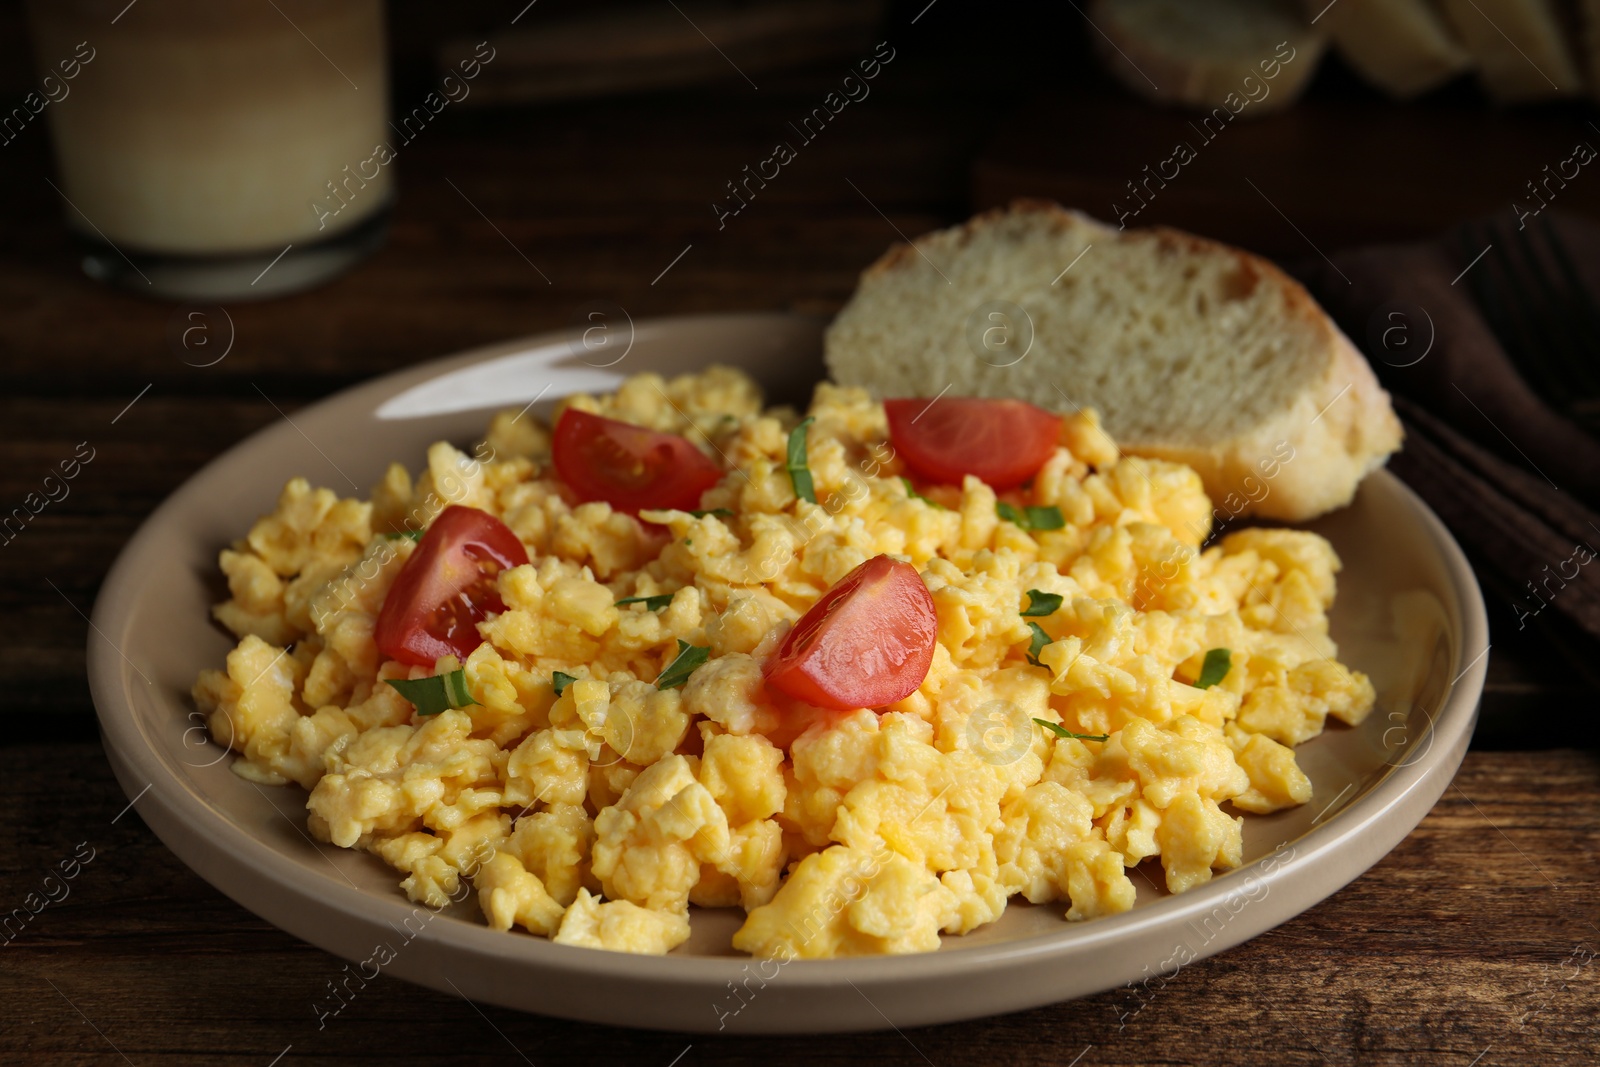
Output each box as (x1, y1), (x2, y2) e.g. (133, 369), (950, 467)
(884, 397), (1061, 490)
(552, 409), (724, 515)
(374, 505), (529, 668)
(762, 554), (937, 712)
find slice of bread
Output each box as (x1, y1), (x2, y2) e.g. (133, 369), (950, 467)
(824, 201), (1402, 523)
(1086, 0), (1326, 117)
(1309, 0), (1472, 98)
(1437, 0), (1582, 102)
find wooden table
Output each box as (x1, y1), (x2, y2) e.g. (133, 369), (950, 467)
(2, 4), (1597, 1063)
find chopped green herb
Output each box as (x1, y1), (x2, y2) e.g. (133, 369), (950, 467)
(996, 502), (1065, 531)
(786, 417), (817, 504)
(1033, 718), (1110, 743)
(551, 671), (578, 697)
(383, 529), (425, 541)
(1021, 589), (1063, 617)
(1024, 505), (1064, 530)
(656, 639), (710, 690)
(616, 593), (674, 611)
(387, 668), (477, 716)
(688, 508), (734, 519)
(1024, 621), (1051, 666)
(899, 477), (946, 510)
(1194, 648), (1232, 690)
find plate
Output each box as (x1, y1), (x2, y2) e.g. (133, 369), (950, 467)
(89, 312), (1488, 1034)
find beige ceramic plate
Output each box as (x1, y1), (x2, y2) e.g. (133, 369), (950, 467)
(90, 313), (1488, 1034)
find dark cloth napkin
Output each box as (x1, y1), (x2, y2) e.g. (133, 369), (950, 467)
(1290, 211), (1600, 656)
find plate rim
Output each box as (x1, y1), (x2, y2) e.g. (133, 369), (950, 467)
(88, 311), (1489, 1031)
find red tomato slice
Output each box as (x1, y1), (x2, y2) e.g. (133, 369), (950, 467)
(884, 397), (1061, 490)
(762, 554), (937, 712)
(374, 505), (530, 668)
(552, 409), (724, 515)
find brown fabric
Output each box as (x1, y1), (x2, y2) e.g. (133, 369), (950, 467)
(1292, 211), (1600, 644)
(1390, 396), (1600, 639)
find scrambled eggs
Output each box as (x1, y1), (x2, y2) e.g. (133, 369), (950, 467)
(193, 366), (1374, 958)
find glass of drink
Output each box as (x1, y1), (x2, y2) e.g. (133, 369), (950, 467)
(27, 0), (393, 300)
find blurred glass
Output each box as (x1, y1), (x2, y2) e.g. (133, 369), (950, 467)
(27, 0), (393, 300)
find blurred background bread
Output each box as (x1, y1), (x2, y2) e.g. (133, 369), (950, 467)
(1087, 0), (1599, 107)
(1437, 0), (1582, 102)
(1309, 0), (1471, 98)
(1086, 0), (1326, 116)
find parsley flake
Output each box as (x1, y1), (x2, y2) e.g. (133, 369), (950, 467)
(786, 417), (817, 504)
(1033, 718), (1110, 743)
(551, 670), (578, 697)
(688, 508), (734, 519)
(899, 477), (946, 510)
(656, 639), (710, 690)
(616, 593), (674, 611)
(387, 668), (478, 716)
(996, 502), (1065, 531)
(1194, 648), (1232, 690)
(1021, 589), (1063, 617)
(1024, 621), (1051, 666)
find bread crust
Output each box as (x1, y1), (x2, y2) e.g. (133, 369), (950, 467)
(1129, 321), (1402, 522)
(826, 200), (1403, 523)
(1133, 222), (1403, 520)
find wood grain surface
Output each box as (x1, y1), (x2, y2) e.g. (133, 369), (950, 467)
(1, 3), (1597, 1063)
(3, 745), (1596, 1065)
